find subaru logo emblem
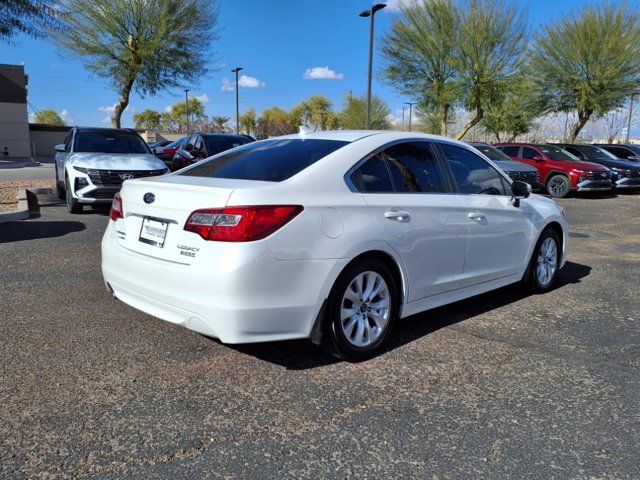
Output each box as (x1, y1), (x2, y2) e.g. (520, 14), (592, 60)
(143, 192), (155, 204)
(119, 173), (135, 180)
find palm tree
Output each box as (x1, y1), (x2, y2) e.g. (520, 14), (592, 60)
(212, 116), (230, 133)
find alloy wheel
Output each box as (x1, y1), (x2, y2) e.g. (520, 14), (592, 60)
(340, 271), (391, 348)
(536, 237), (558, 287)
(548, 176), (569, 197)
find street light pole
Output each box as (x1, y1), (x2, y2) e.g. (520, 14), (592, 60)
(405, 102), (416, 131)
(359, 3), (386, 130)
(401, 106), (406, 131)
(184, 89), (190, 133)
(626, 93), (635, 143)
(231, 67), (243, 134)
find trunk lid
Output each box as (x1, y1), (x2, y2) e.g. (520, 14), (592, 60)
(115, 175), (240, 264)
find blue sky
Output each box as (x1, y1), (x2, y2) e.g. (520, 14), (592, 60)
(0, 0), (583, 128)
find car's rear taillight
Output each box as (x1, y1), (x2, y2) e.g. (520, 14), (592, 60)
(184, 205), (303, 242)
(110, 192), (123, 221)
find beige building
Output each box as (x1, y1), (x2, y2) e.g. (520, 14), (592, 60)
(0, 64), (31, 161)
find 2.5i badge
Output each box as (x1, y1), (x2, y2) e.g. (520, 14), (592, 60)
(177, 244), (200, 257)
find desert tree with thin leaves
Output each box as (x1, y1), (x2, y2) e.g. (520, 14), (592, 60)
(50, 0), (219, 128)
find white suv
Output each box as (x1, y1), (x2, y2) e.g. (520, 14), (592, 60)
(55, 127), (168, 213)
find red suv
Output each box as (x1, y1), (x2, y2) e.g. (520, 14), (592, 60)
(494, 143), (612, 197)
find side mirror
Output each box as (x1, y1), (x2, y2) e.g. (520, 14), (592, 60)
(512, 181), (532, 203)
(176, 148), (194, 160)
(55, 144), (66, 153)
(532, 155), (544, 161)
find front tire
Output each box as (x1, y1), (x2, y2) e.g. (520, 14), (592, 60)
(65, 176), (83, 214)
(322, 259), (399, 361)
(527, 229), (561, 292)
(546, 174), (571, 198)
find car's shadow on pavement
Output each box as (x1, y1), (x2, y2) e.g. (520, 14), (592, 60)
(231, 261), (592, 370)
(0, 220), (86, 243)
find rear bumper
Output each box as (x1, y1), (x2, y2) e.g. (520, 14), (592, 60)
(101, 222), (345, 343)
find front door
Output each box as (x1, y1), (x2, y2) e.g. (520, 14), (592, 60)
(437, 142), (532, 286)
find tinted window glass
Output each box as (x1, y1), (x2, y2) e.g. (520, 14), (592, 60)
(624, 144), (640, 155)
(604, 146), (633, 158)
(521, 147), (539, 160)
(180, 139), (348, 182)
(75, 131), (149, 154)
(578, 145), (617, 160)
(470, 144), (512, 162)
(205, 136), (252, 156)
(563, 146), (584, 159)
(350, 154), (394, 192)
(384, 142), (447, 193)
(538, 145), (579, 161)
(499, 146), (520, 157)
(440, 143), (509, 195)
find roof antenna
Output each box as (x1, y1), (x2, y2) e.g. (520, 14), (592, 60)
(299, 125), (313, 138)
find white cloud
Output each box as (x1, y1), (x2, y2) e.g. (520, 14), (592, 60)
(386, 0), (416, 11)
(303, 66), (344, 80)
(194, 93), (210, 103)
(221, 75), (266, 91)
(60, 109), (73, 124)
(98, 103), (134, 125)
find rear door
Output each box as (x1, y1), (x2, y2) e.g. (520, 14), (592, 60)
(350, 141), (469, 301)
(437, 142), (532, 286)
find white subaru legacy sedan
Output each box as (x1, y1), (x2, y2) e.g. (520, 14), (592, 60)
(101, 131), (567, 360)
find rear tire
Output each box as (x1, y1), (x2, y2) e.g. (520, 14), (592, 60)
(526, 229), (561, 293)
(546, 174), (571, 198)
(322, 258), (399, 361)
(55, 166), (65, 200)
(65, 176), (83, 214)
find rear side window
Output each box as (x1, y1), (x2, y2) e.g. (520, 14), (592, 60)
(440, 143), (509, 196)
(350, 154), (394, 192)
(605, 146), (632, 158)
(180, 139), (348, 182)
(384, 142), (447, 193)
(500, 146), (520, 157)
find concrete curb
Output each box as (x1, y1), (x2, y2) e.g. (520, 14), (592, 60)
(0, 188), (41, 224)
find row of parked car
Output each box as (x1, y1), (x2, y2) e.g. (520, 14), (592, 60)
(55, 126), (639, 215)
(470, 142), (640, 197)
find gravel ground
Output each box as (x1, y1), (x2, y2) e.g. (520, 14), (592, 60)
(0, 179), (55, 213)
(0, 193), (639, 479)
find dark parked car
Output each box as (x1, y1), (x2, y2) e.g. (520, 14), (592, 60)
(495, 143), (612, 197)
(171, 133), (255, 171)
(154, 136), (189, 164)
(596, 144), (640, 162)
(469, 142), (541, 189)
(554, 143), (640, 190)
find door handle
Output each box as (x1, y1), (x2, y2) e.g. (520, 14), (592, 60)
(467, 211), (487, 222)
(384, 210), (410, 221)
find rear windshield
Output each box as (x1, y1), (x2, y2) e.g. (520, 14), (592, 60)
(205, 136), (253, 155)
(75, 131), (149, 154)
(538, 145), (579, 161)
(179, 139), (349, 182)
(471, 144), (512, 162)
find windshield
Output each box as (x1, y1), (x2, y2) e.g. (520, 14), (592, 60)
(539, 145), (579, 161)
(470, 144), (513, 162)
(205, 136), (252, 155)
(180, 138), (348, 182)
(577, 145), (618, 160)
(75, 131), (150, 154)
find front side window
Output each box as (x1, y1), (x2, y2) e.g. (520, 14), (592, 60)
(350, 154), (394, 192)
(521, 147), (540, 160)
(538, 145), (579, 161)
(383, 142), (447, 193)
(74, 130), (150, 154)
(440, 143), (509, 196)
(180, 139), (348, 182)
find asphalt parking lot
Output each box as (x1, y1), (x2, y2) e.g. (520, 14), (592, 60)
(1, 193), (639, 479)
